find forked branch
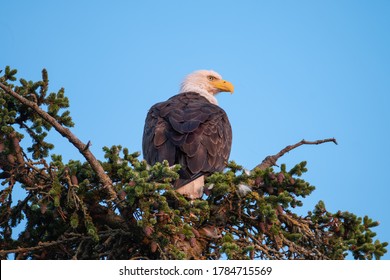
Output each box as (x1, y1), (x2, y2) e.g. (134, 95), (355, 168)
(255, 138), (338, 170)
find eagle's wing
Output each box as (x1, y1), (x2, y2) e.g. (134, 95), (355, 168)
(142, 92), (232, 185)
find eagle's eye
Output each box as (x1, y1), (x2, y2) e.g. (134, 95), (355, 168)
(207, 75), (216, 81)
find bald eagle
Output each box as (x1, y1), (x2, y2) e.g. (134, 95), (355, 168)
(142, 70), (233, 199)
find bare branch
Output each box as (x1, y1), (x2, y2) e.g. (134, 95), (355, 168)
(254, 138), (338, 170)
(0, 82), (116, 200)
(0, 236), (80, 256)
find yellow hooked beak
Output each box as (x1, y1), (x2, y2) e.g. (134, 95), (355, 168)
(211, 79), (234, 94)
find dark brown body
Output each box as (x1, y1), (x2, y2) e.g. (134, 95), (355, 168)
(142, 92), (232, 187)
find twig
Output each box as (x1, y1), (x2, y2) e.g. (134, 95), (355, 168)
(0, 229), (133, 257)
(0, 236), (81, 256)
(72, 239), (85, 260)
(0, 81), (116, 200)
(254, 138), (337, 170)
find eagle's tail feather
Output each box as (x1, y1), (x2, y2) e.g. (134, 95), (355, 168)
(174, 176), (204, 199)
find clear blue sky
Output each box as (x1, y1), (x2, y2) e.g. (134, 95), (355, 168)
(2, 1), (389, 259)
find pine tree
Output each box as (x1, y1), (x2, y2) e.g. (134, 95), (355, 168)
(0, 67), (387, 259)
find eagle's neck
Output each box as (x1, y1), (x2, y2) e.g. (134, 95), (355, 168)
(179, 85), (218, 105)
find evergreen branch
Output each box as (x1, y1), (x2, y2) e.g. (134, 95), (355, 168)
(2, 68), (386, 260)
(0, 82), (116, 200)
(254, 138), (338, 170)
(8, 131), (25, 166)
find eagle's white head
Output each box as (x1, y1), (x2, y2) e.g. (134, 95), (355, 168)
(179, 70), (234, 105)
